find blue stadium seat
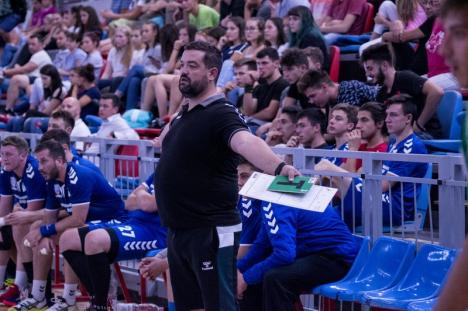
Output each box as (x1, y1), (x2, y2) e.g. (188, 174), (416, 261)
(313, 235), (370, 298)
(316, 237), (415, 302)
(361, 244), (458, 310)
(407, 298), (439, 311)
(84, 115), (103, 134)
(423, 90), (464, 153)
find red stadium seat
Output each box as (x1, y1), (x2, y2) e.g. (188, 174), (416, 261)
(362, 2), (375, 34)
(115, 145), (139, 178)
(329, 46), (341, 82)
(135, 128), (162, 140)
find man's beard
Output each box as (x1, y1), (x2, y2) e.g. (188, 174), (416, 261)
(179, 74), (208, 98)
(376, 68), (386, 85)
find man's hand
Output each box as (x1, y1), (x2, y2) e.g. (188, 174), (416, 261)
(344, 129), (362, 151)
(139, 256), (169, 280)
(237, 270), (247, 299)
(5, 210), (35, 226)
(279, 164), (301, 181)
(24, 228), (42, 248)
(100, 9), (116, 20)
(286, 135), (300, 148)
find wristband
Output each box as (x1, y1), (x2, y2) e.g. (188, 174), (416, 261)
(244, 85), (254, 93)
(274, 162), (287, 176)
(40, 224), (57, 237)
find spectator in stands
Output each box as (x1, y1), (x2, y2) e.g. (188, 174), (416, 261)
(242, 47), (289, 130)
(57, 31), (87, 80)
(130, 27), (146, 65)
(61, 97), (92, 153)
(101, 0), (146, 31)
(256, 0), (311, 19)
(281, 48), (311, 109)
(297, 70), (379, 109)
(78, 6), (103, 39)
(224, 58), (257, 102)
(0, 0), (27, 32)
(315, 94), (428, 227)
(311, 0), (334, 26)
(68, 64), (101, 118)
(86, 93), (139, 157)
(364, 0), (427, 43)
(383, 2), (459, 91)
(98, 26), (134, 92)
(265, 105), (301, 147)
(24, 139), (127, 311)
(30, 0), (57, 29)
(0, 136), (47, 306)
(361, 42), (444, 138)
(115, 22), (163, 111)
(435, 2), (468, 308)
(13, 64), (67, 133)
(287, 6), (329, 68)
(303, 46), (325, 71)
(182, 0), (220, 30)
(285, 108), (330, 165)
(237, 201), (359, 311)
(48, 110), (75, 134)
(51, 29), (69, 70)
(319, 0), (367, 45)
(1, 34), (52, 114)
(219, 16), (248, 62)
(203, 26), (226, 47)
(264, 17), (288, 56)
(164, 23), (197, 74)
(81, 31), (104, 80)
(242, 18), (266, 59)
(342, 102), (388, 172)
(54, 171), (167, 311)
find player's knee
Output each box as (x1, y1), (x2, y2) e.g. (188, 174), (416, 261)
(84, 229), (109, 255)
(59, 228), (81, 252)
(30, 220), (42, 230)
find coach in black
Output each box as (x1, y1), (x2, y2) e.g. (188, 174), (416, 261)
(154, 41), (300, 311)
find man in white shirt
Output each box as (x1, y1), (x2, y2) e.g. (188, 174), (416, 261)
(61, 97), (92, 153)
(1, 34), (52, 112)
(86, 93), (139, 160)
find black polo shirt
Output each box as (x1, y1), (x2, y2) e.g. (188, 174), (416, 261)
(155, 94), (248, 229)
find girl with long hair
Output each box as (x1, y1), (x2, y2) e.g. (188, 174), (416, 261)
(81, 31), (104, 79)
(69, 64), (101, 117)
(264, 17), (288, 56)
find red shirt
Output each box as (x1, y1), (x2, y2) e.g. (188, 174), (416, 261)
(355, 142), (388, 170)
(328, 0), (367, 34)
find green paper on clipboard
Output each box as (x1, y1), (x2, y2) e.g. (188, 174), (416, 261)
(268, 176), (313, 194)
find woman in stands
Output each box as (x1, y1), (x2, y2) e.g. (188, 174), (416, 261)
(203, 26), (226, 49)
(68, 64), (101, 118)
(382, 0), (459, 90)
(264, 17), (288, 56)
(115, 22), (163, 111)
(218, 16), (248, 62)
(130, 27), (146, 66)
(79, 6), (102, 39)
(242, 17), (266, 59)
(287, 5), (329, 68)
(97, 25), (133, 92)
(81, 31), (104, 80)
(140, 24), (195, 118)
(6, 64), (66, 133)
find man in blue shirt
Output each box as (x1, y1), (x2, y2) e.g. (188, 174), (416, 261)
(315, 94), (428, 227)
(0, 135), (47, 306)
(49, 173), (167, 311)
(11, 140), (126, 310)
(237, 201), (359, 311)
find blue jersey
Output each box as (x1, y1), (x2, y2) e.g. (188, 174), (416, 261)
(0, 156), (47, 209)
(325, 143), (349, 166)
(382, 133), (428, 220)
(72, 155), (102, 176)
(236, 197), (262, 245)
(46, 162), (126, 222)
(142, 173), (155, 195)
(237, 202), (359, 284)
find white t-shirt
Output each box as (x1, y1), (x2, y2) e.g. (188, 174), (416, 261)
(108, 47), (128, 78)
(29, 50), (52, 78)
(83, 50), (104, 80)
(131, 48), (145, 67)
(71, 118), (92, 152)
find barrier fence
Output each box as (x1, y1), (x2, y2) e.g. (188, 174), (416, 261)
(0, 133), (466, 307)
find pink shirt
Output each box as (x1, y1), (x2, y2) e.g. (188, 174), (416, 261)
(425, 18), (450, 77)
(405, 4), (427, 31)
(31, 6), (57, 27)
(328, 0), (367, 34)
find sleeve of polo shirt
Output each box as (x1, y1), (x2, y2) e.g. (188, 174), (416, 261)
(0, 170), (12, 196)
(213, 103), (249, 146)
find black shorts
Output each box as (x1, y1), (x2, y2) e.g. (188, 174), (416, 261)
(167, 226), (240, 311)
